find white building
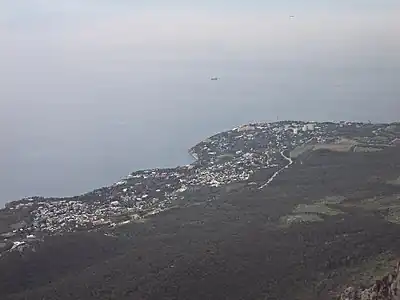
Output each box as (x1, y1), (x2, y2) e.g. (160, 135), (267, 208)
(302, 124), (315, 131)
(306, 123), (315, 131)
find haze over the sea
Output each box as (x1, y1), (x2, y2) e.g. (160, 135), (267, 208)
(1, 0), (399, 205)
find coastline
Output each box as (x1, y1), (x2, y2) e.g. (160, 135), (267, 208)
(3, 120), (400, 209)
(188, 149), (199, 162)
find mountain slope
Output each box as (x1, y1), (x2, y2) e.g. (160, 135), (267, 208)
(2, 145), (400, 300)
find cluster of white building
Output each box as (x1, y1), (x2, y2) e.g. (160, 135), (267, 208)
(1, 120), (394, 255)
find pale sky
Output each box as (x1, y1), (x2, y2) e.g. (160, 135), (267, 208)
(1, 1), (400, 63)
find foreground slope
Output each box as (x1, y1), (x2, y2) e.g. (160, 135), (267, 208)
(1, 121), (400, 299)
(1, 147), (400, 299)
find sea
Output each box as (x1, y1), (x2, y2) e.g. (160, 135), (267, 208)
(1, 59), (399, 206)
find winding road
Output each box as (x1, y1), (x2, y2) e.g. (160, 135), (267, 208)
(258, 150), (293, 190)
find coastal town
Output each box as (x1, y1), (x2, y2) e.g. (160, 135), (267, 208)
(1, 120), (399, 254)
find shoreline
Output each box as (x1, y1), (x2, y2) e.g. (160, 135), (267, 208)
(3, 120), (400, 208)
(187, 149), (199, 162)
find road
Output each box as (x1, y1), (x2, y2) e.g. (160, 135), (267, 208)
(258, 150), (293, 190)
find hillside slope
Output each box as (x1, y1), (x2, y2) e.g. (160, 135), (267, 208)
(1, 145), (400, 300)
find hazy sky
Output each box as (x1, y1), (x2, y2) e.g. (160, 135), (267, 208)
(1, 1), (400, 204)
(2, 1), (400, 62)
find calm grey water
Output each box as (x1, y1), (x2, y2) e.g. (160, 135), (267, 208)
(1, 60), (399, 205)
(1, 1), (400, 205)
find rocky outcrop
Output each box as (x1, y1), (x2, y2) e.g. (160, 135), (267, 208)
(340, 262), (400, 300)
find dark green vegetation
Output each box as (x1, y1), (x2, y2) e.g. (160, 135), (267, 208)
(2, 146), (400, 299)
